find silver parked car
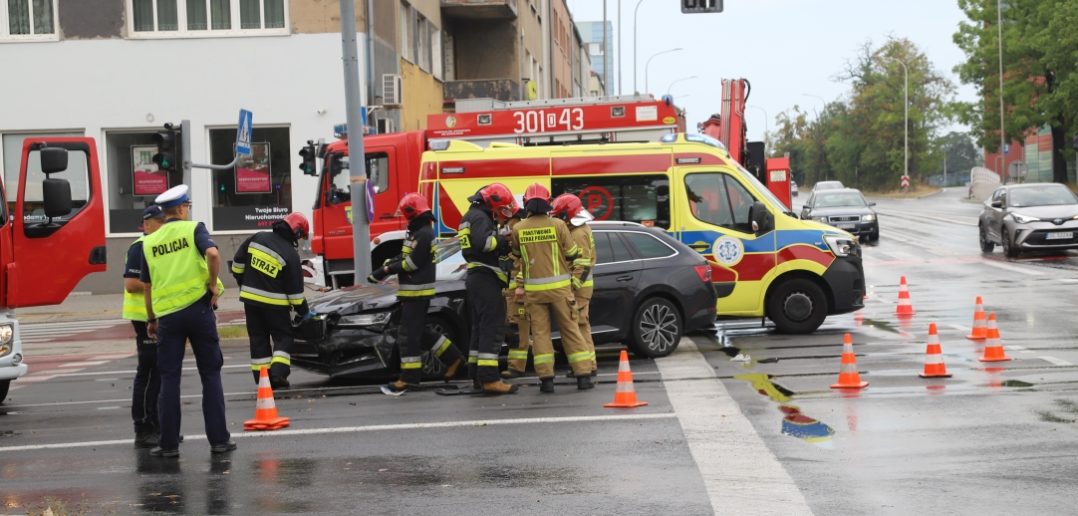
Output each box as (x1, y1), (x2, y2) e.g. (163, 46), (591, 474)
(812, 180), (844, 192)
(979, 183), (1078, 258)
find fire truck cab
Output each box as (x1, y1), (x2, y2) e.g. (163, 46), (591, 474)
(1, 138), (107, 403)
(306, 95), (684, 287)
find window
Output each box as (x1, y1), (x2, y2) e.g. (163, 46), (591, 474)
(3, 132), (84, 207)
(1, 0), (56, 40)
(104, 131), (186, 233)
(685, 172), (756, 233)
(399, 2), (413, 63)
(209, 126), (292, 231)
(2, 140), (92, 237)
(622, 231), (676, 260)
(553, 175), (670, 229)
(324, 152), (389, 206)
(603, 232), (636, 263)
(129, 0), (286, 36)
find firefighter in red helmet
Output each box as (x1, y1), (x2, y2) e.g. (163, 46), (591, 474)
(551, 193), (597, 377)
(232, 212), (311, 389)
(369, 193), (464, 392)
(512, 183), (594, 392)
(458, 183), (518, 395)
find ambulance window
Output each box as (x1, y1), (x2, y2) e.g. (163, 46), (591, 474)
(685, 172), (755, 234)
(552, 175), (669, 229)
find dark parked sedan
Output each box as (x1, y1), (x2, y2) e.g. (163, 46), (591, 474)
(800, 188), (879, 242)
(979, 182), (1078, 258)
(292, 221), (717, 379)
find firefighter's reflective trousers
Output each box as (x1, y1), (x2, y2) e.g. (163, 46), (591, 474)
(397, 297), (464, 384)
(466, 270), (506, 383)
(245, 303), (293, 383)
(505, 291), (531, 374)
(526, 287), (592, 378)
(574, 291), (597, 373)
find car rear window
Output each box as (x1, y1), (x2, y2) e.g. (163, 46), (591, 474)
(621, 231), (676, 259)
(594, 231), (636, 264)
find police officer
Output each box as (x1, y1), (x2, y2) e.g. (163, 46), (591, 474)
(123, 204), (166, 448)
(501, 199), (531, 379)
(231, 212), (311, 389)
(551, 193), (598, 377)
(369, 193), (465, 392)
(141, 185), (234, 457)
(511, 183), (594, 392)
(460, 183), (518, 395)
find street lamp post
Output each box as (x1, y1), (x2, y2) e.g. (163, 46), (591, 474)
(893, 59), (909, 183)
(997, 0), (1007, 182)
(633, 0), (646, 93)
(644, 47), (681, 94)
(666, 75), (698, 96)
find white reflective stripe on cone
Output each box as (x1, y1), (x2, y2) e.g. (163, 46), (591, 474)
(616, 382), (634, 393)
(256, 397), (276, 410)
(839, 362), (859, 373)
(925, 354), (944, 365)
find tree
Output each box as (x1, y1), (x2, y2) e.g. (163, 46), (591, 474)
(954, 0), (1078, 184)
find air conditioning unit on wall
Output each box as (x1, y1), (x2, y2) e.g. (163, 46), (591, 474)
(382, 74), (402, 106)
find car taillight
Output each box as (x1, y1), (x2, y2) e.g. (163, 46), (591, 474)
(693, 264), (711, 283)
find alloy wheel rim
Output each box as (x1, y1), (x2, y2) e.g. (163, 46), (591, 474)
(639, 304), (678, 353)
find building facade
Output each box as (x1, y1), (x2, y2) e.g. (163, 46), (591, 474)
(0, 0), (590, 293)
(576, 20), (613, 96)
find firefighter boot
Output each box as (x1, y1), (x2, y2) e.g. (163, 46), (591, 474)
(444, 358), (463, 381)
(540, 377), (555, 393)
(501, 368), (525, 379)
(576, 375), (594, 391)
(482, 380), (519, 395)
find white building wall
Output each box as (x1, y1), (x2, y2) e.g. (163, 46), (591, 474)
(0, 32), (367, 236)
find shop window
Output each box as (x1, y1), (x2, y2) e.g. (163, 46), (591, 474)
(553, 174), (669, 229)
(210, 126), (291, 231)
(104, 131), (184, 233)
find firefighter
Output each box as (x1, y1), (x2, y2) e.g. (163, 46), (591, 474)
(122, 204), (165, 448)
(501, 199), (531, 379)
(231, 212), (311, 389)
(142, 185), (234, 457)
(368, 193), (464, 392)
(551, 193), (598, 377)
(511, 183), (594, 392)
(460, 183), (518, 395)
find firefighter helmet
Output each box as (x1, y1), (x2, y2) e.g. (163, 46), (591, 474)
(396, 192), (431, 221)
(523, 183), (551, 203)
(551, 193), (584, 220)
(282, 212), (310, 240)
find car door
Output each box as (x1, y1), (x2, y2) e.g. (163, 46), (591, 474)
(986, 188), (1006, 241)
(588, 230), (641, 341)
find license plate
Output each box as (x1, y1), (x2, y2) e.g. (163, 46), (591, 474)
(837, 223), (856, 230)
(1046, 231), (1073, 240)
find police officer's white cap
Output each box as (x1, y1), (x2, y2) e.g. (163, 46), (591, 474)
(155, 185), (190, 208)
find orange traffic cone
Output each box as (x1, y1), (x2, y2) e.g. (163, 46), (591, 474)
(979, 312), (1012, 363)
(604, 350), (648, 408)
(244, 366), (291, 431)
(965, 296), (987, 340)
(919, 323), (952, 378)
(895, 276), (914, 317)
(831, 333), (868, 389)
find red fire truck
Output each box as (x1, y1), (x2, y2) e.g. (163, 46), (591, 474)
(304, 95), (685, 287)
(699, 78), (793, 210)
(1, 138), (107, 403)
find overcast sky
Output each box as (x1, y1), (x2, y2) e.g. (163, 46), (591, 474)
(566, 0), (978, 141)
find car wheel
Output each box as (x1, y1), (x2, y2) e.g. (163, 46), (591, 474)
(1003, 229), (1020, 259)
(0, 380), (9, 404)
(768, 277), (828, 334)
(979, 225), (995, 253)
(628, 297), (682, 358)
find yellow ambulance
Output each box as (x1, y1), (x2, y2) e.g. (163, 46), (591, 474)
(418, 133), (865, 333)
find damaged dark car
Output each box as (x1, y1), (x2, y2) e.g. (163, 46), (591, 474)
(292, 222), (718, 380)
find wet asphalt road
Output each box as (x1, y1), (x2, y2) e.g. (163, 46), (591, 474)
(2, 187), (1076, 514)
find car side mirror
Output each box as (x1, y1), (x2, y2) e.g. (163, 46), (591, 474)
(749, 201), (774, 235)
(991, 200), (1002, 209)
(40, 147), (69, 174)
(42, 177), (73, 218)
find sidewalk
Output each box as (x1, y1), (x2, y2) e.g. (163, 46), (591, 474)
(15, 292), (247, 324)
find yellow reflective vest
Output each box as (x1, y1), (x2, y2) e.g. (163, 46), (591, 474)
(122, 236), (149, 322)
(142, 221), (224, 318)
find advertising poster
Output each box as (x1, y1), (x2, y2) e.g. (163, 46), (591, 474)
(132, 145), (169, 196)
(236, 142), (272, 194)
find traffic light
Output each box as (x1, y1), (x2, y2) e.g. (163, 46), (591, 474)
(298, 140), (319, 176)
(152, 123), (179, 174)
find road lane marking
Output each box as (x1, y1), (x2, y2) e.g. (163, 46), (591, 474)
(0, 414), (677, 453)
(1041, 356), (1073, 366)
(655, 339), (812, 516)
(45, 363), (251, 378)
(980, 259), (1045, 276)
(58, 361), (109, 368)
